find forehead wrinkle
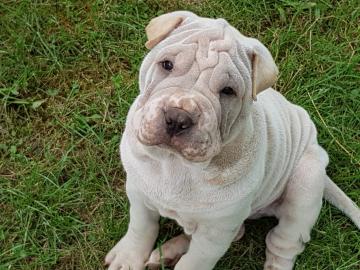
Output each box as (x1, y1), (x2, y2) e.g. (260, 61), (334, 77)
(233, 41), (252, 78)
(224, 52), (245, 89)
(194, 29), (229, 71)
(194, 25), (238, 72)
(155, 43), (197, 62)
(209, 25), (234, 52)
(183, 27), (223, 44)
(196, 38), (219, 71)
(209, 51), (246, 95)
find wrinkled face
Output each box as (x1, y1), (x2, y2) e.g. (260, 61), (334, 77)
(132, 18), (253, 162)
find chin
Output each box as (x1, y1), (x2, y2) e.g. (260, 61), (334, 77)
(137, 135), (218, 165)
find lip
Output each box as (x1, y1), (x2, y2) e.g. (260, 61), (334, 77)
(137, 128), (217, 164)
(136, 129), (169, 146)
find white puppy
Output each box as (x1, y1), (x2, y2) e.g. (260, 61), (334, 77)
(105, 11), (360, 270)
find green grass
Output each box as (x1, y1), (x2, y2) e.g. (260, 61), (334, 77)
(0, 0), (359, 269)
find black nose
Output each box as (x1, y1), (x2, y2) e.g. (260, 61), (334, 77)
(164, 107), (194, 137)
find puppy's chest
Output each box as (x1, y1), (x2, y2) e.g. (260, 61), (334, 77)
(133, 158), (254, 214)
(136, 165), (214, 234)
(148, 201), (199, 235)
(137, 163), (216, 210)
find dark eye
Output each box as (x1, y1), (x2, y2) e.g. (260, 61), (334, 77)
(220, 87), (236, 96)
(161, 60), (173, 71)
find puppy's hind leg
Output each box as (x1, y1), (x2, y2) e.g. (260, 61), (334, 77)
(146, 224), (244, 269)
(264, 145), (328, 270)
(146, 234), (191, 270)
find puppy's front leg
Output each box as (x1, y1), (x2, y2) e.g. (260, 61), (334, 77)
(174, 219), (243, 270)
(105, 185), (159, 270)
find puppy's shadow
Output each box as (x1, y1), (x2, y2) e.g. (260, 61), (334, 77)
(154, 217), (278, 270)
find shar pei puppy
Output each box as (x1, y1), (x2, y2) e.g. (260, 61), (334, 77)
(105, 11), (360, 270)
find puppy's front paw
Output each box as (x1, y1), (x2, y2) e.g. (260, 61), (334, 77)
(105, 238), (148, 270)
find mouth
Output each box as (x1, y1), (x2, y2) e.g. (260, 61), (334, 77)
(137, 126), (215, 163)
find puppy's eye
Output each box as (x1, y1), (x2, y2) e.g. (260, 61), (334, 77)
(161, 60), (174, 71)
(220, 87), (236, 96)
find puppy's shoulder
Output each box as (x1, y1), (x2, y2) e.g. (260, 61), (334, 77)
(256, 88), (289, 107)
(255, 88), (310, 118)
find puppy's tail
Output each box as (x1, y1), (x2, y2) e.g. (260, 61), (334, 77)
(324, 176), (360, 229)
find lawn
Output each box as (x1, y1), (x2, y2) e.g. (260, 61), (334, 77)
(0, 0), (359, 269)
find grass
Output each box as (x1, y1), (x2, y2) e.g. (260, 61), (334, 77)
(0, 0), (359, 269)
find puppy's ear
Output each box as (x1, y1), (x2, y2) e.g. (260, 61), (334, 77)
(145, 13), (184, 49)
(250, 41), (278, 101)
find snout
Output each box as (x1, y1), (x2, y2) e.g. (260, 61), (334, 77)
(138, 106), (197, 146)
(164, 107), (194, 137)
(135, 90), (221, 161)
